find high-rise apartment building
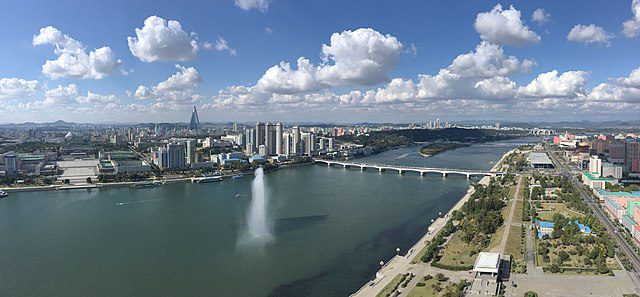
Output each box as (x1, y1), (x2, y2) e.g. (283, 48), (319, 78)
(166, 143), (186, 169)
(275, 122), (283, 155)
(186, 140), (196, 165)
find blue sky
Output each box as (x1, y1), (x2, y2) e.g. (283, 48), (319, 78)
(0, 0), (639, 123)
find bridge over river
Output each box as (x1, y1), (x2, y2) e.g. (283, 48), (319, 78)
(314, 159), (504, 179)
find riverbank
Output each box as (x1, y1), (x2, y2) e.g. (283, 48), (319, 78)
(0, 161), (317, 194)
(351, 148), (516, 297)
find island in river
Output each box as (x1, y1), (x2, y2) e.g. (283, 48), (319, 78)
(418, 142), (470, 157)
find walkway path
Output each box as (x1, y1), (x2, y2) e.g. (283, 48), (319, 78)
(493, 175), (523, 254)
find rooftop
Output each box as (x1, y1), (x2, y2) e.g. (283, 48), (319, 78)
(582, 171), (616, 181)
(473, 252), (501, 274)
(528, 152), (553, 165)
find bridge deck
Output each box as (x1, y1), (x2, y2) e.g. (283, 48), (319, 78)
(313, 159), (503, 176)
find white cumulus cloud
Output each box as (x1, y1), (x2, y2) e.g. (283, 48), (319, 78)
(531, 8), (551, 26)
(517, 70), (589, 98)
(587, 66), (640, 102)
(567, 24), (614, 46)
(214, 37), (237, 56)
(475, 4), (541, 46)
(255, 28), (403, 94)
(623, 0), (640, 37)
(129, 64), (203, 102)
(128, 16), (199, 62)
(0, 78), (39, 99)
(33, 26), (122, 79)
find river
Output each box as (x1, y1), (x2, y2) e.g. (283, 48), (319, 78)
(0, 138), (538, 297)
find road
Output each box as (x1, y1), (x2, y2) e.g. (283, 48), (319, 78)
(545, 143), (640, 291)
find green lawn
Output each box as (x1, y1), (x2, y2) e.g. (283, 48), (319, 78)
(505, 226), (526, 273)
(485, 224), (505, 252)
(537, 203), (584, 221)
(513, 199), (524, 224)
(536, 238), (620, 275)
(438, 232), (479, 267)
(407, 278), (439, 297)
(377, 274), (407, 297)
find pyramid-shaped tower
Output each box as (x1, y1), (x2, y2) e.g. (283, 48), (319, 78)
(189, 106), (201, 131)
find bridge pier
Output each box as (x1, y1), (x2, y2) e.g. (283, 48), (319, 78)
(420, 172), (425, 176)
(378, 168), (384, 173)
(442, 172), (447, 177)
(343, 164), (348, 168)
(466, 174), (470, 179)
(398, 170), (403, 175)
(360, 166), (365, 171)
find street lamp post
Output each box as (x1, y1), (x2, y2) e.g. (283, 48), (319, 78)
(396, 247), (400, 256)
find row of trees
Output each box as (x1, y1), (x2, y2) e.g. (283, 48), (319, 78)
(459, 179), (508, 245)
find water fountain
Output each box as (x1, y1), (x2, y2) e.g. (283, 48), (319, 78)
(244, 167), (273, 242)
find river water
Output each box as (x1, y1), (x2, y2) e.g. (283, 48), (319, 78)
(0, 138), (538, 297)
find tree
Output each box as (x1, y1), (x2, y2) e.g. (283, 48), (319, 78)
(86, 177), (92, 184)
(558, 251), (569, 263)
(435, 272), (448, 282)
(524, 292), (539, 297)
(549, 263), (560, 273)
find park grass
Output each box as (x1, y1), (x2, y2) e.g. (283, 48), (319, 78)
(376, 274), (406, 297)
(537, 203), (585, 221)
(536, 238), (620, 276)
(505, 226), (526, 273)
(513, 199), (525, 224)
(407, 278), (440, 297)
(438, 232), (479, 267)
(505, 226), (525, 261)
(485, 224), (505, 252)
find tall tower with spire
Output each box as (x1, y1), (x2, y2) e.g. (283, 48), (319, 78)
(189, 106), (201, 131)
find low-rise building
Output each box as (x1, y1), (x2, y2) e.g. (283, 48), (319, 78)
(622, 214), (638, 232)
(535, 220), (594, 238)
(528, 152), (554, 169)
(582, 171), (618, 189)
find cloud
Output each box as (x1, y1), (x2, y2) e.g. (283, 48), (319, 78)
(127, 16), (199, 62)
(254, 28), (403, 95)
(517, 70), (589, 98)
(623, 0), (640, 37)
(474, 4), (541, 46)
(586, 66), (640, 102)
(265, 27), (274, 34)
(76, 91), (118, 104)
(42, 84), (80, 106)
(567, 24), (614, 46)
(0, 78), (39, 99)
(531, 8), (551, 26)
(214, 37), (237, 56)
(234, 0), (269, 12)
(216, 41), (533, 109)
(38, 84), (117, 107)
(33, 26), (122, 79)
(129, 64), (203, 102)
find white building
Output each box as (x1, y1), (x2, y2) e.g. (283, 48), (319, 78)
(589, 155), (602, 177)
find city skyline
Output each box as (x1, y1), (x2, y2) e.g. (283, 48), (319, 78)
(1, 0), (639, 123)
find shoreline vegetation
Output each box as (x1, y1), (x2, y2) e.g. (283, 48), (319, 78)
(337, 127), (527, 159)
(418, 142), (470, 157)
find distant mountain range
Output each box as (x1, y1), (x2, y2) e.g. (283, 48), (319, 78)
(1, 119), (640, 129)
